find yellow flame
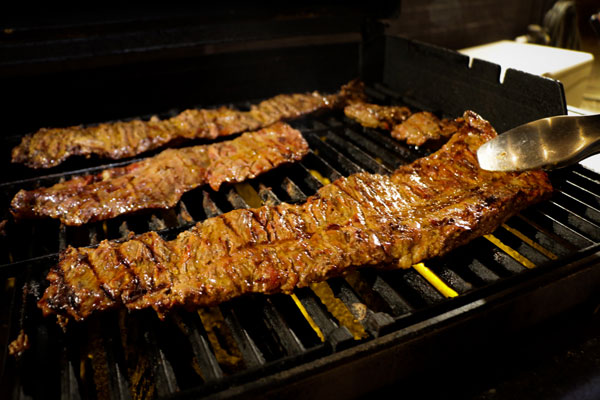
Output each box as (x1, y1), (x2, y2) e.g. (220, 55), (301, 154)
(484, 234), (536, 269)
(501, 223), (557, 260)
(309, 170), (331, 185)
(290, 293), (325, 342)
(412, 263), (458, 298)
(234, 183), (262, 208)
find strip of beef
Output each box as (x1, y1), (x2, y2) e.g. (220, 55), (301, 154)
(11, 122), (308, 226)
(38, 111), (553, 323)
(392, 111), (463, 146)
(13, 80), (364, 169)
(344, 102), (411, 129)
(345, 102), (462, 147)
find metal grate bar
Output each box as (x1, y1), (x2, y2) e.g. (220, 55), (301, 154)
(219, 304), (265, 369)
(318, 130), (390, 174)
(335, 119), (425, 164)
(491, 226), (554, 266)
(280, 177), (308, 203)
(328, 277), (394, 338)
(399, 270), (446, 307)
(261, 298), (306, 356)
(335, 126), (405, 170)
(424, 261), (473, 294)
(510, 215), (575, 257)
(553, 191), (600, 226)
(519, 208), (594, 249)
(173, 312), (224, 382)
(540, 201), (600, 242)
(362, 269), (414, 317)
(302, 131), (364, 175)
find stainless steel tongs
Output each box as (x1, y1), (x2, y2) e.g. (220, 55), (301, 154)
(477, 114), (600, 172)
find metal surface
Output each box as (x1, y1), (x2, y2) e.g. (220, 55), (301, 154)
(1, 34), (598, 400)
(477, 114), (600, 171)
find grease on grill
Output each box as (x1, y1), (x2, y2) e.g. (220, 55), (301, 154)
(7, 329), (29, 357)
(119, 312), (156, 400)
(412, 263), (458, 298)
(290, 293), (325, 342)
(234, 183), (262, 208)
(310, 281), (367, 340)
(88, 321), (112, 400)
(197, 308), (244, 373)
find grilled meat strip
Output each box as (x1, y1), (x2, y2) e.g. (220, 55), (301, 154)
(392, 111), (462, 146)
(345, 102), (461, 146)
(11, 122), (308, 226)
(344, 102), (411, 129)
(38, 111), (553, 322)
(13, 80), (364, 169)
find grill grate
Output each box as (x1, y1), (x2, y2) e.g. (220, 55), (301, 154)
(1, 86), (600, 399)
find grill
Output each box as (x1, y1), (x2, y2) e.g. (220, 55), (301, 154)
(1, 12), (600, 400)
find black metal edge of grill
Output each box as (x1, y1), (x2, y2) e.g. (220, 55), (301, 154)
(1, 13), (600, 399)
(198, 249), (600, 400)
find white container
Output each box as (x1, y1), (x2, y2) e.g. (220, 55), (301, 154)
(460, 40), (594, 107)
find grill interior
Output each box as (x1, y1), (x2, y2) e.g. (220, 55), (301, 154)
(2, 34), (600, 399)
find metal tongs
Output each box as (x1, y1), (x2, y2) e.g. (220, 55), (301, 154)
(477, 114), (600, 171)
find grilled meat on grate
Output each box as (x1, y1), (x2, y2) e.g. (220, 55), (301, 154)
(344, 102), (411, 130)
(10, 122), (308, 226)
(392, 111), (463, 146)
(345, 102), (462, 146)
(12, 80), (364, 169)
(37, 111), (553, 323)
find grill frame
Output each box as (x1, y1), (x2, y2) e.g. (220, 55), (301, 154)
(2, 30), (600, 400)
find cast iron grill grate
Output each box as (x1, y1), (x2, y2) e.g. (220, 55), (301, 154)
(1, 85), (599, 399)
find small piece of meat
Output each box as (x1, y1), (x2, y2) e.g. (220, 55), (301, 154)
(10, 122), (308, 226)
(391, 111), (463, 146)
(344, 102), (411, 129)
(37, 111), (553, 323)
(12, 80), (365, 169)
(8, 330), (30, 357)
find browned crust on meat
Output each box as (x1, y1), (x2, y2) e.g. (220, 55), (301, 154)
(38, 110), (553, 322)
(344, 102), (411, 129)
(345, 101), (463, 147)
(10, 122), (308, 226)
(13, 80), (364, 169)
(391, 111), (463, 146)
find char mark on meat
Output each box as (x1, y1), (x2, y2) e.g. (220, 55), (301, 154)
(38, 111), (553, 323)
(12, 80), (364, 168)
(345, 102), (462, 147)
(11, 122), (308, 226)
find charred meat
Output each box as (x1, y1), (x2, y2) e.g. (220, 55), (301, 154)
(344, 102), (411, 130)
(392, 111), (463, 146)
(11, 122), (308, 226)
(13, 80), (364, 169)
(345, 102), (462, 147)
(38, 111), (553, 322)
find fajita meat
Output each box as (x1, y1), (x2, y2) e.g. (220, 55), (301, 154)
(11, 122), (308, 226)
(13, 80), (364, 169)
(391, 111), (462, 146)
(38, 111), (553, 323)
(344, 102), (411, 130)
(345, 102), (462, 146)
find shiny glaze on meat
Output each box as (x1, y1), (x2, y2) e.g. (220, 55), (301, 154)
(38, 111), (553, 323)
(11, 122), (308, 225)
(392, 111), (463, 146)
(12, 80), (364, 168)
(344, 102), (411, 129)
